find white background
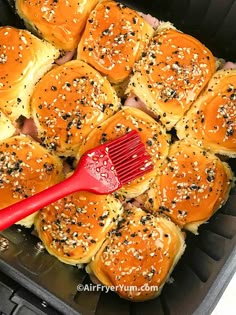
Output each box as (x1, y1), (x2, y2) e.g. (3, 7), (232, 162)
(212, 273), (236, 315)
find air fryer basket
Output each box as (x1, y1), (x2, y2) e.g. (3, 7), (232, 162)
(0, 1), (236, 314)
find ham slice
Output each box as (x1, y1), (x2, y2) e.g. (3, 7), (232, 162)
(125, 195), (146, 211)
(223, 61), (236, 70)
(124, 94), (146, 110)
(88, 273), (103, 285)
(139, 12), (160, 29)
(21, 118), (39, 141)
(124, 94), (156, 118)
(56, 50), (76, 65)
(63, 161), (73, 176)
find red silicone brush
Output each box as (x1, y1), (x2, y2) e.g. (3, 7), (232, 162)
(0, 130), (153, 230)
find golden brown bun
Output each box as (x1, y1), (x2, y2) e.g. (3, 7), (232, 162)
(0, 26), (60, 121)
(86, 205), (186, 301)
(31, 60), (120, 156)
(0, 111), (16, 141)
(35, 192), (123, 265)
(143, 141), (234, 234)
(126, 28), (216, 129)
(16, 0), (98, 50)
(77, 107), (170, 198)
(176, 69), (236, 157)
(0, 135), (64, 227)
(77, 1), (154, 83)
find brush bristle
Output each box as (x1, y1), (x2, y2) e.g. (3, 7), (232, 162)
(106, 130), (153, 184)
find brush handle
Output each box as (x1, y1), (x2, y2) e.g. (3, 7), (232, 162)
(0, 155), (119, 231)
(0, 175), (80, 231)
(0, 152), (121, 231)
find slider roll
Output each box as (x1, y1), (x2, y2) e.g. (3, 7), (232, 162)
(16, 0), (98, 50)
(31, 60), (120, 156)
(35, 192), (123, 265)
(0, 135), (64, 227)
(0, 26), (60, 121)
(143, 141), (234, 234)
(0, 111), (16, 141)
(77, 107), (170, 198)
(87, 205), (186, 301)
(126, 28), (216, 129)
(176, 69), (236, 157)
(77, 0), (154, 83)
